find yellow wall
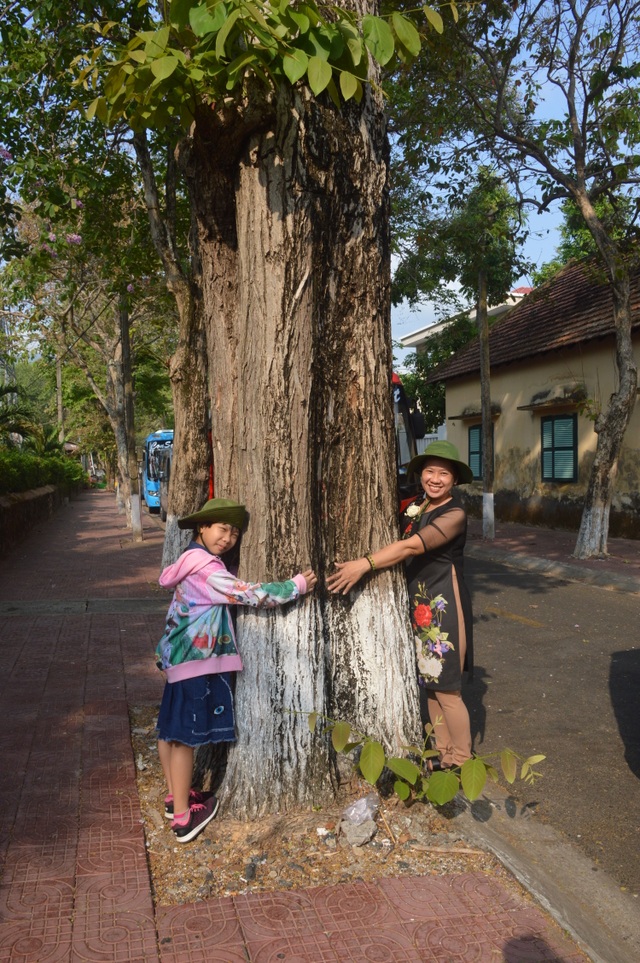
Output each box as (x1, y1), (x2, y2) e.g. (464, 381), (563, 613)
(445, 337), (640, 514)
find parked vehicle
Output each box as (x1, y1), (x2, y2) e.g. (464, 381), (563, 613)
(140, 429), (173, 513)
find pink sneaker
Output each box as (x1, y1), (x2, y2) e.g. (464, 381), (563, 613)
(164, 789), (212, 819)
(171, 796), (219, 843)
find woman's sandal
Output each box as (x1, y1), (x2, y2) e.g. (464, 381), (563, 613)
(427, 759), (455, 772)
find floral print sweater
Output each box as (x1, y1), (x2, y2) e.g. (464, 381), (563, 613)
(156, 544), (308, 683)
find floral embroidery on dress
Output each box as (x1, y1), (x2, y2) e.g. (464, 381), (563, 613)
(411, 584), (454, 684)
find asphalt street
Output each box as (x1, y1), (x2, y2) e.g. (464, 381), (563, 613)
(465, 555), (640, 897)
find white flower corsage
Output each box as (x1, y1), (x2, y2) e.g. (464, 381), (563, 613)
(405, 502), (422, 518)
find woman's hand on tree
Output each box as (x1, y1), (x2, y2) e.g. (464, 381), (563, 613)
(326, 558), (370, 595)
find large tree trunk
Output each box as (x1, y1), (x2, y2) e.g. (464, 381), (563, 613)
(573, 257), (637, 557)
(477, 268), (494, 540)
(192, 77), (420, 815)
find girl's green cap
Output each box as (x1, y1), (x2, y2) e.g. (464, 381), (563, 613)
(177, 497), (247, 530)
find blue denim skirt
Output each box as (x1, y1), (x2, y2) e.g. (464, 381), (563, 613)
(157, 673), (236, 747)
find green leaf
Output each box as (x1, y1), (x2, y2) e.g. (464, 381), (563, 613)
(459, 758), (487, 801)
(190, 3), (227, 38)
(299, 28), (331, 60)
(362, 15), (395, 66)
(288, 8), (310, 33)
(450, 2), (459, 24)
(86, 96), (101, 120)
(426, 770), (459, 805)
(216, 9), (242, 59)
(392, 13), (421, 57)
(338, 22), (363, 67)
(386, 756), (420, 785)
(307, 55), (332, 95)
(283, 48), (308, 84)
(150, 56), (180, 82)
(144, 26), (170, 58)
(104, 68), (126, 100)
(394, 779), (411, 801)
(101, 20), (119, 36)
(226, 51), (259, 84)
(500, 748), (518, 784)
(128, 49), (148, 63)
(331, 721), (351, 752)
(170, 0), (194, 30)
(343, 740), (364, 754)
(485, 763), (500, 783)
(359, 740), (385, 785)
(308, 711), (318, 733)
(339, 70), (359, 101)
(524, 753), (546, 766)
(243, 1), (269, 31)
(521, 753), (546, 781)
(423, 5), (444, 34)
(325, 77), (341, 109)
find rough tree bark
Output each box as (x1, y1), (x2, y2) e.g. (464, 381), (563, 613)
(477, 268), (494, 540)
(187, 63), (420, 814)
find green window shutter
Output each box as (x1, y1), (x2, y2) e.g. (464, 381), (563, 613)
(541, 415), (577, 482)
(469, 425), (482, 480)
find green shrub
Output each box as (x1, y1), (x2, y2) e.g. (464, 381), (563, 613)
(0, 449), (88, 496)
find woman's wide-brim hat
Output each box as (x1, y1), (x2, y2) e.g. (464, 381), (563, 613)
(407, 440), (474, 485)
(177, 497), (247, 531)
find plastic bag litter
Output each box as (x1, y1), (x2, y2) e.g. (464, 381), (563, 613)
(342, 791), (379, 826)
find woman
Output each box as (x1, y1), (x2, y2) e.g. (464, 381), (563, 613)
(327, 440), (474, 769)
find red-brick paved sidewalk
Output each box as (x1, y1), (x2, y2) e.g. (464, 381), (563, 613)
(0, 492), (591, 962)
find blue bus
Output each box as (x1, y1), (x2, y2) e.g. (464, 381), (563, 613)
(141, 429), (173, 513)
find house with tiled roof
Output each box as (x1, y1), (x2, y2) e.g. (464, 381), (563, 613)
(427, 258), (640, 536)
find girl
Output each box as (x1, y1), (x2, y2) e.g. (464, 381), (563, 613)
(156, 497), (317, 843)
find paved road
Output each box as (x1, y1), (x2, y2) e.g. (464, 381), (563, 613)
(465, 556), (640, 896)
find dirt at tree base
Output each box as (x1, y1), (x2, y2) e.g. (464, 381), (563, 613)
(130, 705), (511, 907)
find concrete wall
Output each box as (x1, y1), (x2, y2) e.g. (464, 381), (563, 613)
(445, 336), (640, 537)
(0, 485), (68, 557)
